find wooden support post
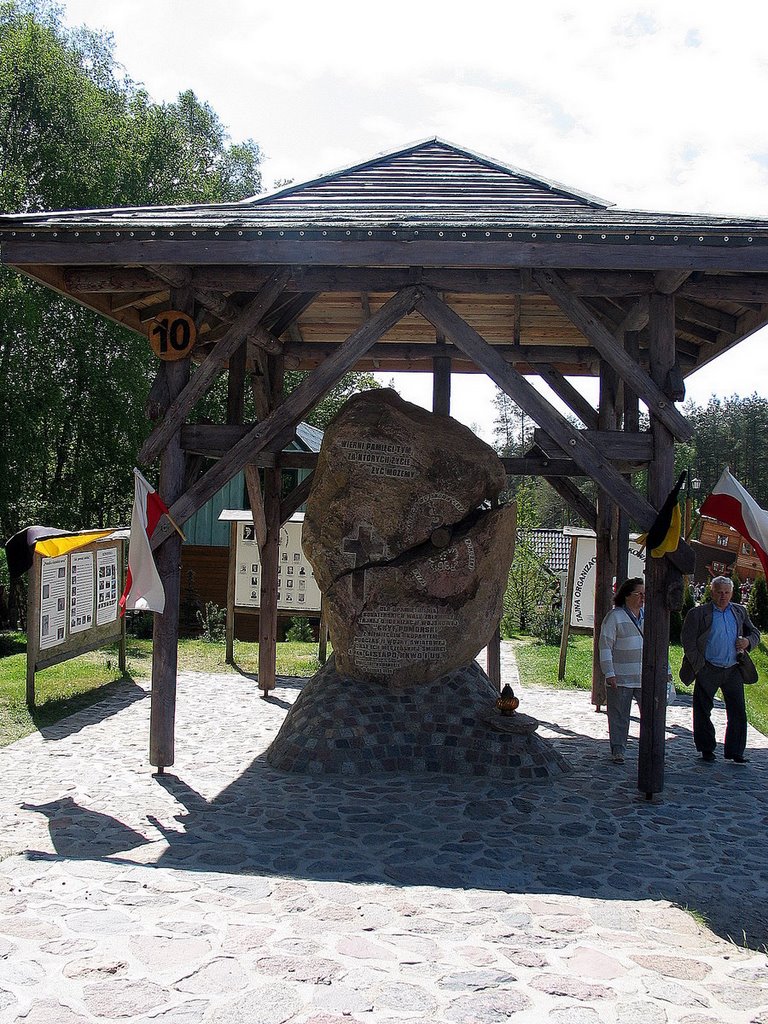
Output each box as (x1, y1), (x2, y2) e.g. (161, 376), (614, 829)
(258, 467), (281, 696)
(118, 607), (127, 675)
(638, 293), (677, 799)
(591, 360), (619, 711)
(149, 351), (190, 772)
(318, 597), (329, 666)
(25, 553), (41, 711)
(225, 521), (236, 665)
(227, 340), (247, 425)
(486, 620), (501, 690)
(432, 346), (451, 416)
(617, 330), (641, 582)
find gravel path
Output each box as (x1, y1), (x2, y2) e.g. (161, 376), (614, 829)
(1, 642), (767, 1023)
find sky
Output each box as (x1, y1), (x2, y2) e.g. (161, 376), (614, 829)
(58, 0), (768, 443)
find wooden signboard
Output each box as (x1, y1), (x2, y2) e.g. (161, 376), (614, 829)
(26, 537), (127, 709)
(148, 310), (197, 361)
(219, 510), (324, 664)
(558, 528), (645, 681)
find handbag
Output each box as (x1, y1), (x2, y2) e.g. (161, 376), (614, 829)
(737, 652), (758, 685)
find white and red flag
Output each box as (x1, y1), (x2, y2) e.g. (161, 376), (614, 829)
(119, 468), (169, 614)
(700, 467), (768, 579)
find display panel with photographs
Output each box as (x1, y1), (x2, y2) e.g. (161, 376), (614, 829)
(235, 519), (321, 612)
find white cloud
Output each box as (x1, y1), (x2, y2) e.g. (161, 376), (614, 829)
(57, 0), (768, 419)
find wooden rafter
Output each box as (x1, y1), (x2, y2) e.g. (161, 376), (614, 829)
(529, 363), (599, 429)
(139, 269), (291, 464)
(149, 264), (283, 355)
(150, 285), (420, 549)
(415, 286), (694, 573)
(533, 270), (693, 441)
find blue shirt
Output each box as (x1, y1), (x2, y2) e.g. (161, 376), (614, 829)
(705, 606), (739, 667)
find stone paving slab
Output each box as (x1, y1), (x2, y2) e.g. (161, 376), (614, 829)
(0, 643), (767, 1023)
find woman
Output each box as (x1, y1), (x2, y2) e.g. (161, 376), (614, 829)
(598, 577), (647, 765)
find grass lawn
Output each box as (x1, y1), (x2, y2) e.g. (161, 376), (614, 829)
(511, 633), (768, 736)
(0, 631), (321, 748)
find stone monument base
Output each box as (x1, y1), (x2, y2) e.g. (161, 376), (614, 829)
(266, 657), (569, 780)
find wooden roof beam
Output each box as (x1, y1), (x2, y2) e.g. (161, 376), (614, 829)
(61, 265), (658, 298)
(533, 269), (693, 441)
(416, 286), (663, 530)
(149, 286), (421, 549)
(654, 269), (692, 294)
(268, 292), (317, 337)
(501, 456), (584, 476)
(533, 428), (652, 462)
(139, 269), (291, 464)
(12, 236), (768, 271)
(149, 265), (283, 355)
(528, 363), (599, 429)
(679, 275), (768, 302)
(675, 297), (739, 335)
(280, 340), (599, 368)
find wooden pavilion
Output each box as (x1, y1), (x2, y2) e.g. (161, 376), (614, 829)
(4, 138), (768, 797)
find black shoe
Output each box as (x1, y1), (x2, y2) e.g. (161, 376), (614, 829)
(725, 754), (749, 764)
(701, 751), (716, 763)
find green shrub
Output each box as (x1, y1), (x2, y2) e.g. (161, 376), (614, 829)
(529, 600), (563, 646)
(126, 611), (154, 639)
(285, 616), (314, 642)
(747, 575), (768, 631)
(196, 602), (226, 643)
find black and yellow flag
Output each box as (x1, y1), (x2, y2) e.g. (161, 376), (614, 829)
(637, 471), (686, 558)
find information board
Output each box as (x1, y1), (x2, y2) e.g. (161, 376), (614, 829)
(27, 537), (125, 708)
(569, 533), (645, 629)
(234, 517), (321, 613)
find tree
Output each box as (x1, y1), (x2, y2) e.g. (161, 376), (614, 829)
(682, 394), (768, 509)
(0, 0), (263, 543)
(502, 480), (558, 635)
(747, 575), (768, 632)
(283, 370), (382, 430)
(491, 386), (594, 529)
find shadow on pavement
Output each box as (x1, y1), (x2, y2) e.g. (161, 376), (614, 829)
(34, 677), (148, 741)
(17, 680), (768, 952)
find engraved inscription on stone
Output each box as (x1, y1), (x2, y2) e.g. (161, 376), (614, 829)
(338, 439), (417, 479)
(411, 537), (477, 598)
(352, 606), (458, 675)
(405, 492), (464, 544)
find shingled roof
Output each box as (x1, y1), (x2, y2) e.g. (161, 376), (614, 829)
(3, 138), (768, 241)
(2, 138), (768, 384)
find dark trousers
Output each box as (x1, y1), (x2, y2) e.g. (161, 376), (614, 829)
(692, 662), (747, 758)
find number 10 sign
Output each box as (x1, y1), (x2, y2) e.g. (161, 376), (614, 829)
(148, 311), (197, 360)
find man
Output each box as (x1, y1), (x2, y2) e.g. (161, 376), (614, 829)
(681, 576), (760, 764)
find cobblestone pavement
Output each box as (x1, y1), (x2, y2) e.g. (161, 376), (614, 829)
(1, 642), (767, 1023)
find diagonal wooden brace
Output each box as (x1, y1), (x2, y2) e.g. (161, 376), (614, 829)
(415, 287), (694, 573)
(139, 268), (291, 464)
(533, 269), (693, 442)
(150, 285), (420, 550)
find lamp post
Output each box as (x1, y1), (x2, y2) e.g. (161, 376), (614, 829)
(684, 470), (701, 589)
(684, 470), (701, 541)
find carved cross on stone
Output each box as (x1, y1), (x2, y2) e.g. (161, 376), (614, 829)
(342, 524), (388, 606)
(342, 524), (388, 567)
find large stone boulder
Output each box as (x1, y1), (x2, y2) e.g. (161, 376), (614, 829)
(302, 389), (516, 684)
